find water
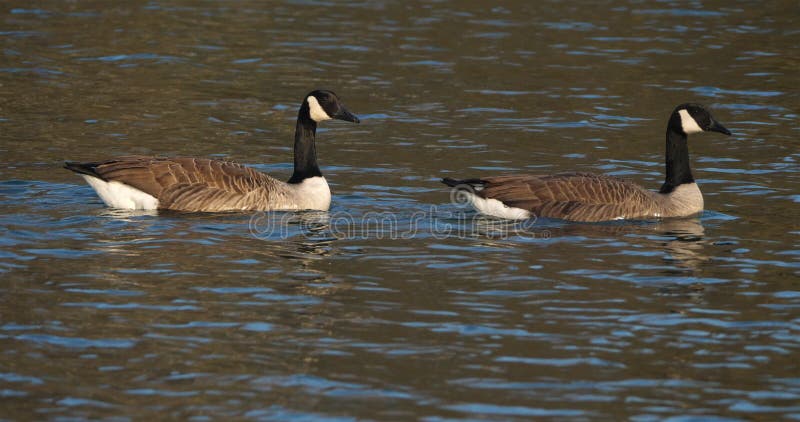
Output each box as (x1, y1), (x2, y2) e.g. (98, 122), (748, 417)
(1, 0), (799, 419)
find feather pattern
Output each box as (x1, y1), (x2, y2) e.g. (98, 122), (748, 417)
(74, 156), (324, 212)
(449, 172), (703, 222)
(442, 103), (730, 222)
(65, 90), (359, 212)
(475, 173), (666, 222)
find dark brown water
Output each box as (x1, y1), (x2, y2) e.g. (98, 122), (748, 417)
(1, 1), (799, 420)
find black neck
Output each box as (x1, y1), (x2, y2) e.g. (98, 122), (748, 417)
(288, 105), (321, 184)
(659, 125), (694, 194)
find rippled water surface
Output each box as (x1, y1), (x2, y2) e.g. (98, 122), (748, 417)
(1, 0), (799, 420)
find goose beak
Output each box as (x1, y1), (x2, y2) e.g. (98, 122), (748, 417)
(707, 119), (731, 136)
(333, 106), (360, 124)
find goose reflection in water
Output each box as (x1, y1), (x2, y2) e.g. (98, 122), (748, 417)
(464, 216), (710, 272)
(563, 217), (709, 271)
(650, 218), (709, 271)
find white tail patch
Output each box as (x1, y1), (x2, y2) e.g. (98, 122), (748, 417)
(81, 175), (159, 210)
(464, 191), (531, 220)
(307, 96), (331, 122)
(678, 109), (703, 134)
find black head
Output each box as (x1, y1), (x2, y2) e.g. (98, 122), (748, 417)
(670, 103), (731, 136)
(304, 90), (360, 124)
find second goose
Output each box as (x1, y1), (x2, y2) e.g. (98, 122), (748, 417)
(65, 90), (359, 212)
(442, 103), (732, 222)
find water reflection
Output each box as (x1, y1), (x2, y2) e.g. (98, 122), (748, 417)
(1, 0), (799, 420)
(98, 209), (159, 219)
(544, 217), (710, 271)
(654, 218), (710, 271)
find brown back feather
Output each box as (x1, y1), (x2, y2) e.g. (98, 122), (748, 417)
(479, 172), (661, 222)
(87, 156), (284, 211)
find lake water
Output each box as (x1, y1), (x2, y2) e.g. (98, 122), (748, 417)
(1, 0), (798, 420)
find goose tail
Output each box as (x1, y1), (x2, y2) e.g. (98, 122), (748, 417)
(64, 161), (105, 180)
(441, 177), (485, 190)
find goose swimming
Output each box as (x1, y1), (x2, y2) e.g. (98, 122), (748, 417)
(65, 90), (359, 212)
(442, 103), (731, 222)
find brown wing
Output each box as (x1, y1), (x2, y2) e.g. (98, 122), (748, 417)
(480, 172), (661, 222)
(84, 156), (283, 211)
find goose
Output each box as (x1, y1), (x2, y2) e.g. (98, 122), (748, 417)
(64, 90), (359, 212)
(442, 103), (732, 222)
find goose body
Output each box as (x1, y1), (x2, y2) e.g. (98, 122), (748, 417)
(65, 90), (359, 212)
(66, 157), (331, 212)
(442, 104), (731, 222)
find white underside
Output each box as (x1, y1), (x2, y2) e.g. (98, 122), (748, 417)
(287, 176), (331, 211)
(82, 175), (159, 210)
(465, 192), (531, 220)
(663, 182), (704, 216)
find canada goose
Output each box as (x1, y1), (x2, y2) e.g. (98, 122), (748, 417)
(442, 103), (732, 222)
(65, 90), (359, 212)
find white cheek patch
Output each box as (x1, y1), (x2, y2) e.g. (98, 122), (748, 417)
(307, 96), (332, 122)
(678, 109), (703, 134)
